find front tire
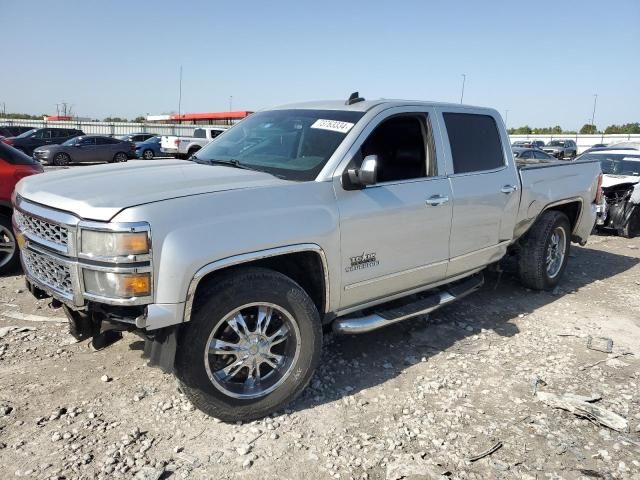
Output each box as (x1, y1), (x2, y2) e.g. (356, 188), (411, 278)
(0, 214), (19, 274)
(619, 207), (640, 238)
(142, 149), (154, 160)
(518, 211), (571, 290)
(175, 267), (322, 422)
(53, 153), (70, 166)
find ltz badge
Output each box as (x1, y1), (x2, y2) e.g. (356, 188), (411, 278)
(345, 252), (379, 272)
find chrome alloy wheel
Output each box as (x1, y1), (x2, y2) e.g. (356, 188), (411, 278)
(546, 226), (566, 278)
(204, 303), (301, 399)
(0, 224), (16, 270)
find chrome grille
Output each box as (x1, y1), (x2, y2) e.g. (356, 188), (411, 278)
(14, 210), (69, 248)
(22, 249), (73, 297)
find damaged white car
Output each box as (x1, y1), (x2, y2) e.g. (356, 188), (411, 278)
(579, 146), (640, 237)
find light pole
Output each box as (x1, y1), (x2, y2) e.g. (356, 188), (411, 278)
(590, 94), (598, 128)
(177, 65), (183, 124)
(460, 74), (466, 104)
(505, 109), (509, 128)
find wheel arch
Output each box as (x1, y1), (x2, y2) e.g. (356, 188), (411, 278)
(184, 244), (330, 323)
(0, 202), (12, 218)
(541, 198), (582, 236)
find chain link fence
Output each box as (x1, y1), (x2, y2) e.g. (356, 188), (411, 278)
(0, 118), (229, 137)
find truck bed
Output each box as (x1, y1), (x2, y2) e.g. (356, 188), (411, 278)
(514, 159), (601, 242)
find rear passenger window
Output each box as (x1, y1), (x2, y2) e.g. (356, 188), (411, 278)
(443, 113), (505, 174)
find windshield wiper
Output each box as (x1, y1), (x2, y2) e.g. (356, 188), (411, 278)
(207, 159), (255, 170)
(192, 157), (286, 179)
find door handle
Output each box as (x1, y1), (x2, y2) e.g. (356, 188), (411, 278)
(501, 184), (518, 194)
(426, 194), (450, 206)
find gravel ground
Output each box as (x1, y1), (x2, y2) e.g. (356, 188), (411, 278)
(1, 233), (639, 480)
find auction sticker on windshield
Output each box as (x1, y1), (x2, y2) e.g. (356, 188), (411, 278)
(311, 119), (355, 134)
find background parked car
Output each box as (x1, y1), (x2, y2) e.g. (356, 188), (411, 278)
(135, 136), (162, 159)
(512, 147), (556, 161)
(542, 139), (577, 159)
(0, 125), (34, 138)
(33, 135), (135, 166)
(1, 127), (84, 156)
(118, 132), (157, 143)
(161, 127), (226, 158)
(579, 145), (640, 237)
(511, 140), (544, 149)
(0, 143), (43, 273)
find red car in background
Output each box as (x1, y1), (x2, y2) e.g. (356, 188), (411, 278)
(0, 143), (43, 273)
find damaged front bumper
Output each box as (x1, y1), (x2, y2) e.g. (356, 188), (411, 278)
(24, 278), (180, 372)
(598, 181), (640, 234)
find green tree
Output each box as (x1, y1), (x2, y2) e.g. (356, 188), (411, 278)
(604, 122), (640, 134)
(511, 125), (532, 134)
(133, 116), (146, 123)
(103, 117), (128, 123)
(3, 112), (43, 120)
(579, 124), (598, 134)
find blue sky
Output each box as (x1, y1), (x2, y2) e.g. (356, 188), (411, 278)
(3, 0), (639, 129)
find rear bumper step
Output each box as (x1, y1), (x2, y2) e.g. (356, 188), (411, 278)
(332, 273), (484, 335)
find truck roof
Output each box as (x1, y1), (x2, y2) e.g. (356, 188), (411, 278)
(271, 99), (486, 112)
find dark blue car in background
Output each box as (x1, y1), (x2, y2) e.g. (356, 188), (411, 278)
(135, 136), (162, 159)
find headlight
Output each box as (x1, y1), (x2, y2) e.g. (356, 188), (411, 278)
(81, 230), (150, 257)
(83, 270), (151, 298)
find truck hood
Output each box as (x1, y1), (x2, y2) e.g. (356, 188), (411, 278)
(16, 160), (286, 221)
(601, 174), (640, 188)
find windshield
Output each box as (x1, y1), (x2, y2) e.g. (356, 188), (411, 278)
(581, 153), (640, 176)
(62, 137), (80, 146)
(548, 141), (565, 147)
(15, 128), (37, 139)
(194, 109), (365, 181)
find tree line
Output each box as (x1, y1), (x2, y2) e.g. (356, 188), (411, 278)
(509, 122), (640, 135)
(1, 112), (148, 123)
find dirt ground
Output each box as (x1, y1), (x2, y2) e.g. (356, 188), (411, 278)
(1, 233), (639, 480)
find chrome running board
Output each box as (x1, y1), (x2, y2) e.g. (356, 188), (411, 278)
(332, 273), (484, 335)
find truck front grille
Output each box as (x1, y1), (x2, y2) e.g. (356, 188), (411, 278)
(14, 210), (69, 249)
(22, 249), (73, 297)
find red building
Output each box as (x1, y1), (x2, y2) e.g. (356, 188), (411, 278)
(147, 111), (253, 125)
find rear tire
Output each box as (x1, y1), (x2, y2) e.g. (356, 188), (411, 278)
(112, 152), (128, 163)
(187, 147), (200, 158)
(175, 267), (322, 422)
(0, 214), (19, 274)
(518, 211), (571, 290)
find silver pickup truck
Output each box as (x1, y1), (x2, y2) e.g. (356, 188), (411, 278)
(13, 97), (602, 422)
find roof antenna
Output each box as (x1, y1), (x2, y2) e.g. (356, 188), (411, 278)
(346, 91), (365, 105)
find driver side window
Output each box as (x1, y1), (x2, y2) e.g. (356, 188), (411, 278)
(355, 114), (436, 183)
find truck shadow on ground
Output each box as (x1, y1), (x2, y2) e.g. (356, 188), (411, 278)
(288, 245), (639, 414)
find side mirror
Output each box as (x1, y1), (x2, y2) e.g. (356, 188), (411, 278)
(343, 155), (378, 190)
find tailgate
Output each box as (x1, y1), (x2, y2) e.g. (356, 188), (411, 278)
(160, 135), (180, 152)
(161, 136), (179, 150)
